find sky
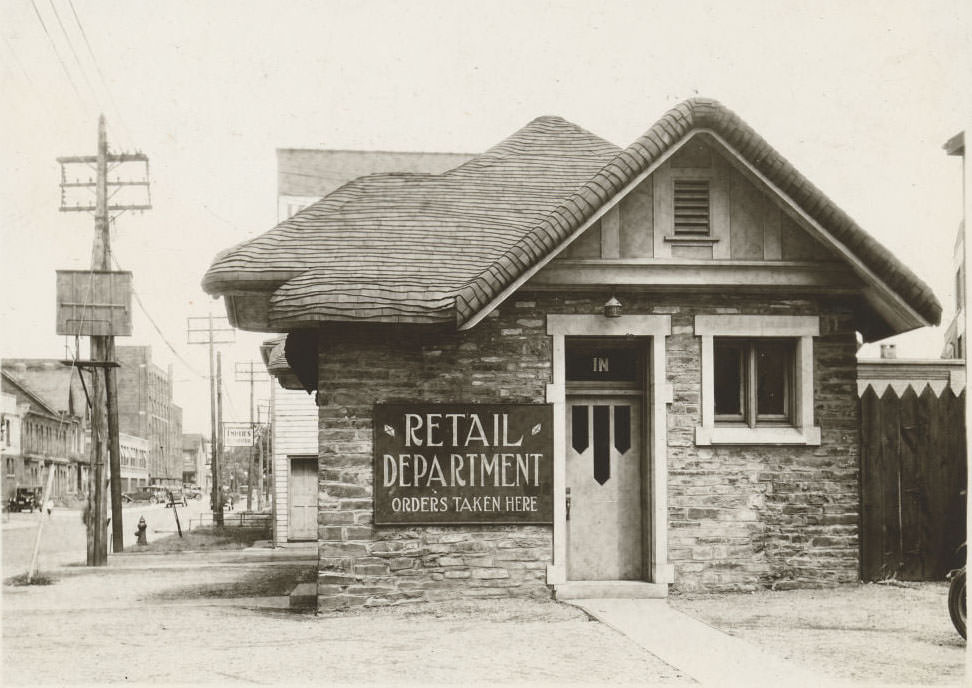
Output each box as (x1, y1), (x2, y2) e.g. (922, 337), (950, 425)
(1, 0), (970, 434)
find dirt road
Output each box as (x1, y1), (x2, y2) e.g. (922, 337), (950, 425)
(2, 565), (689, 685)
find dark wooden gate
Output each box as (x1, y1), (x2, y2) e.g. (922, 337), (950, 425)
(860, 386), (966, 581)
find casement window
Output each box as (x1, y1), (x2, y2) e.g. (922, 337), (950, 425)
(695, 315), (821, 446)
(713, 339), (794, 425)
(673, 179), (710, 236)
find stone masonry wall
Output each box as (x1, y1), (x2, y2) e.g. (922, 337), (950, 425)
(662, 296), (860, 591)
(316, 302), (553, 610)
(316, 291), (860, 608)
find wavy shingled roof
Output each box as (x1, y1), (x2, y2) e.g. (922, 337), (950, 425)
(204, 115), (619, 325)
(203, 98), (940, 332)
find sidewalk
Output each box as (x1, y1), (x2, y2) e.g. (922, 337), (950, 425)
(572, 599), (837, 688)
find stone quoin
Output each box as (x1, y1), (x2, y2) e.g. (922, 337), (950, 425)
(202, 98), (941, 609)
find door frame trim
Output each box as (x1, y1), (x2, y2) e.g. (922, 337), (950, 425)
(545, 314), (674, 585)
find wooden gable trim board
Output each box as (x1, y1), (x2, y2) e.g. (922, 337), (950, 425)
(857, 359), (966, 397)
(696, 130), (928, 337)
(527, 259), (862, 291)
(460, 130), (930, 340)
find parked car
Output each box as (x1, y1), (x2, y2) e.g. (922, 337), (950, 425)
(183, 485), (203, 500)
(123, 486), (166, 504)
(165, 488), (188, 507)
(7, 487), (43, 512)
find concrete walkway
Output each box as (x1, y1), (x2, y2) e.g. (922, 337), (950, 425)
(572, 598), (847, 688)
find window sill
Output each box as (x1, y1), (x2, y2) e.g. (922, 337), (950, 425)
(695, 425), (821, 446)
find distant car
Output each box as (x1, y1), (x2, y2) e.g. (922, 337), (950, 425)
(123, 487), (166, 504)
(164, 488), (188, 507)
(7, 487), (43, 512)
(183, 485), (203, 500)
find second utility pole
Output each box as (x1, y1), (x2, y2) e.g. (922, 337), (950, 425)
(88, 115), (110, 563)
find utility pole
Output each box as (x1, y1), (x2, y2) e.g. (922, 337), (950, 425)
(235, 361), (268, 510)
(58, 115), (150, 562)
(216, 352), (224, 524)
(257, 398), (271, 506)
(188, 315), (234, 527)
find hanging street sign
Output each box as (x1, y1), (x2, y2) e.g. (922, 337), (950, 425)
(223, 423), (254, 447)
(373, 403), (553, 525)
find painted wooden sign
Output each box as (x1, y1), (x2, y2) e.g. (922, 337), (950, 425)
(223, 423), (254, 447)
(373, 403), (553, 525)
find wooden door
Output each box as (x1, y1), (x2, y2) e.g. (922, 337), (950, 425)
(288, 456), (317, 541)
(566, 396), (643, 580)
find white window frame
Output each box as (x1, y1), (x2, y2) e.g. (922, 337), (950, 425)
(695, 315), (821, 446)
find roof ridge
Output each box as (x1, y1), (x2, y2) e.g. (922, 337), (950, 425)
(455, 98), (941, 332)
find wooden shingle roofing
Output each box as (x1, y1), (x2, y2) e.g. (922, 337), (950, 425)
(204, 116), (621, 325)
(203, 98), (941, 333)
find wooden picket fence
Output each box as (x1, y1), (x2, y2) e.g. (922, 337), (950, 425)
(859, 385), (966, 581)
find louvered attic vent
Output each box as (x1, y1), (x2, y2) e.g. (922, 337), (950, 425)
(673, 179), (710, 235)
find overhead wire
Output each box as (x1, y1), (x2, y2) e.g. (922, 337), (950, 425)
(109, 250), (207, 380)
(29, 0), (88, 113)
(66, 0), (136, 149)
(47, 0), (96, 96)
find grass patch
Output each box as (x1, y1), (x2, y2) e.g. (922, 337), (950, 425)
(134, 526), (267, 553)
(146, 565), (313, 600)
(5, 572), (56, 586)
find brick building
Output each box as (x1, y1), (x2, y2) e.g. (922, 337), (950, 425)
(1, 362), (89, 501)
(116, 432), (149, 491)
(203, 99), (941, 608)
(115, 346), (183, 487)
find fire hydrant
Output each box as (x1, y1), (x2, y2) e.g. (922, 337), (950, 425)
(135, 516), (148, 546)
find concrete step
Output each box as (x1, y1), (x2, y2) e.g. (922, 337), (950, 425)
(554, 580), (668, 600)
(289, 582), (317, 611)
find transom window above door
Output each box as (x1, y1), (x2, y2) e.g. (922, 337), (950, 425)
(565, 339), (644, 388)
(695, 315), (821, 446)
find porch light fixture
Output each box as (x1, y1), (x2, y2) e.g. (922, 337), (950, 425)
(603, 295), (622, 318)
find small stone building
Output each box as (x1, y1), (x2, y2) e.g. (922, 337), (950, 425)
(203, 98), (941, 608)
